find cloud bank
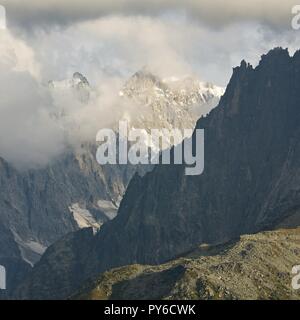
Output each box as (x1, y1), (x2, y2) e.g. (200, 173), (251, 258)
(24, 15), (300, 85)
(0, 26), (156, 169)
(0, 31), (64, 168)
(2, 0), (297, 29)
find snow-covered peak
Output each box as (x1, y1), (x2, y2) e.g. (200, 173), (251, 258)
(120, 68), (167, 100)
(72, 72), (89, 86)
(48, 72), (91, 103)
(163, 75), (224, 103)
(49, 72), (89, 89)
(119, 69), (224, 136)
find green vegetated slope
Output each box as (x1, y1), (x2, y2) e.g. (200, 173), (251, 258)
(74, 228), (300, 300)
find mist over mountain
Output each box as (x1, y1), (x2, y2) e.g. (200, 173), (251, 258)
(0, 68), (222, 297)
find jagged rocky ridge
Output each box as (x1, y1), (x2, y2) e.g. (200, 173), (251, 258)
(13, 48), (300, 300)
(85, 47), (300, 273)
(91, 48), (300, 265)
(121, 69), (224, 130)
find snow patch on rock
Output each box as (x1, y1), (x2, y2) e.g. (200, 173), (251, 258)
(69, 203), (102, 231)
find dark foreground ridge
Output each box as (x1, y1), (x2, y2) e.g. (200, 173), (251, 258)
(72, 227), (300, 300)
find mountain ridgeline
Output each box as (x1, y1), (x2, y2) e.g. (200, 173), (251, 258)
(88, 47), (300, 268)
(14, 48), (300, 299)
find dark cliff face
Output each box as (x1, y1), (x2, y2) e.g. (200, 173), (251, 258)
(0, 143), (138, 258)
(14, 48), (300, 299)
(0, 143), (142, 295)
(87, 47), (300, 272)
(14, 228), (95, 300)
(0, 223), (31, 299)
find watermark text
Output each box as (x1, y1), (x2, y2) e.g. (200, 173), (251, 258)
(96, 121), (204, 176)
(292, 265), (300, 290)
(0, 5), (6, 30)
(292, 5), (300, 30)
(0, 265), (6, 290)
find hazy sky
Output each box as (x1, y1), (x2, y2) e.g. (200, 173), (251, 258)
(0, 1), (299, 168)
(1, 0), (299, 85)
(0, 1), (299, 83)
(1, 0), (298, 29)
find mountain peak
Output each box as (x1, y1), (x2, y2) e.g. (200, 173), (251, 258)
(72, 72), (90, 86)
(48, 72), (91, 103)
(127, 68), (166, 92)
(258, 47), (291, 69)
(261, 47), (290, 59)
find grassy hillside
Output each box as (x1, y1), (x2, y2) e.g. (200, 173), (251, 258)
(73, 228), (300, 300)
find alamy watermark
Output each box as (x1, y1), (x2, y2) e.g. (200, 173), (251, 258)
(96, 121), (204, 176)
(0, 5), (6, 30)
(292, 265), (300, 290)
(292, 5), (300, 30)
(0, 265), (6, 290)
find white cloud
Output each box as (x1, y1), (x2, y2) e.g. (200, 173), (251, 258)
(0, 30), (40, 78)
(0, 31), (64, 169)
(24, 15), (300, 85)
(29, 16), (193, 83)
(0, 67), (64, 169)
(0, 26), (152, 169)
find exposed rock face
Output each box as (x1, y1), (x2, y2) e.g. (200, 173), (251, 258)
(87, 47), (300, 272)
(121, 69), (224, 136)
(12, 48), (300, 300)
(14, 228), (95, 300)
(0, 222), (31, 299)
(72, 228), (300, 300)
(0, 146), (136, 266)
